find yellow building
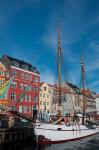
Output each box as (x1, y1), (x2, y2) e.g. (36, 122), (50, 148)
(39, 82), (51, 114)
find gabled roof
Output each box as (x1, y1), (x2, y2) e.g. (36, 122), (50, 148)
(66, 82), (81, 94)
(48, 84), (56, 88)
(40, 82), (45, 86)
(1, 55), (40, 74)
(66, 82), (80, 90)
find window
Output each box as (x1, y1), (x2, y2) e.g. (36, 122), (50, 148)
(27, 106), (31, 113)
(11, 82), (17, 89)
(33, 87), (38, 92)
(19, 94), (24, 102)
(27, 95), (31, 102)
(12, 61), (19, 67)
(40, 93), (42, 97)
(33, 96), (37, 103)
(23, 106), (27, 113)
(47, 94), (49, 98)
(27, 86), (31, 92)
(28, 75), (32, 81)
(19, 83), (23, 90)
(24, 74), (28, 80)
(43, 94), (45, 97)
(24, 95), (27, 102)
(47, 102), (49, 106)
(33, 76), (38, 82)
(10, 93), (16, 100)
(40, 101), (42, 105)
(20, 73), (24, 79)
(44, 87), (46, 91)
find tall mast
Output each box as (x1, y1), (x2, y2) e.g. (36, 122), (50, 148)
(81, 51), (86, 125)
(57, 26), (62, 124)
(57, 28), (61, 107)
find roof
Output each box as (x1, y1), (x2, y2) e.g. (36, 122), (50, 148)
(81, 89), (95, 98)
(66, 82), (81, 94)
(1, 55), (40, 74)
(66, 82), (80, 90)
(48, 84), (56, 88)
(96, 94), (99, 98)
(40, 82), (45, 86)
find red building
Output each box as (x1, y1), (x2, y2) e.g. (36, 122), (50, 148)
(1, 55), (40, 117)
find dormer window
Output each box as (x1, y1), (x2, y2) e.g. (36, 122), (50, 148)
(21, 64), (28, 70)
(12, 61), (19, 67)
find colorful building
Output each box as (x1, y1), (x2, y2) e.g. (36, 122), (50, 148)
(1, 55), (40, 117)
(39, 82), (52, 114)
(0, 61), (9, 106)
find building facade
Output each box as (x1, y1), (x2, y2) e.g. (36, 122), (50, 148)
(52, 82), (77, 116)
(39, 82), (51, 114)
(51, 82), (96, 116)
(80, 89), (96, 113)
(1, 55), (40, 117)
(95, 94), (99, 114)
(0, 61), (9, 106)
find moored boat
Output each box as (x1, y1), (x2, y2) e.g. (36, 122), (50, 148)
(34, 28), (99, 146)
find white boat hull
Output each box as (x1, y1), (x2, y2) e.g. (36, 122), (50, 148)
(34, 123), (99, 144)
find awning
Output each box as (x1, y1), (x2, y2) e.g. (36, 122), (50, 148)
(0, 99), (8, 104)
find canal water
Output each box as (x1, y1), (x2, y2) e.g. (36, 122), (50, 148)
(1, 134), (99, 150)
(41, 134), (99, 150)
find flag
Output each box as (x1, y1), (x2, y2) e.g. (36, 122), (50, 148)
(0, 79), (12, 99)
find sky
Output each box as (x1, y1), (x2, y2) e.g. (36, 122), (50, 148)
(0, 0), (99, 93)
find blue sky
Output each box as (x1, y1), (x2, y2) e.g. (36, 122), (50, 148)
(0, 0), (99, 93)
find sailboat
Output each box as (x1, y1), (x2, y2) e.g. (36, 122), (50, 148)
(34, 30), (99, 145)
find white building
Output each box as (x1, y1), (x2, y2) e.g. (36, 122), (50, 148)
(51, 82), (96, 116)
(96, 94), (99, 114)
(51, 82), (81, 116)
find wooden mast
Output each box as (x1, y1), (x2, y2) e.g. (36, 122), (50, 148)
(57, 27), (62, 124)
(81, 52), (86, 125)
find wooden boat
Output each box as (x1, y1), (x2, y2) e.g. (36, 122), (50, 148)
(34, 29), (99, 145)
